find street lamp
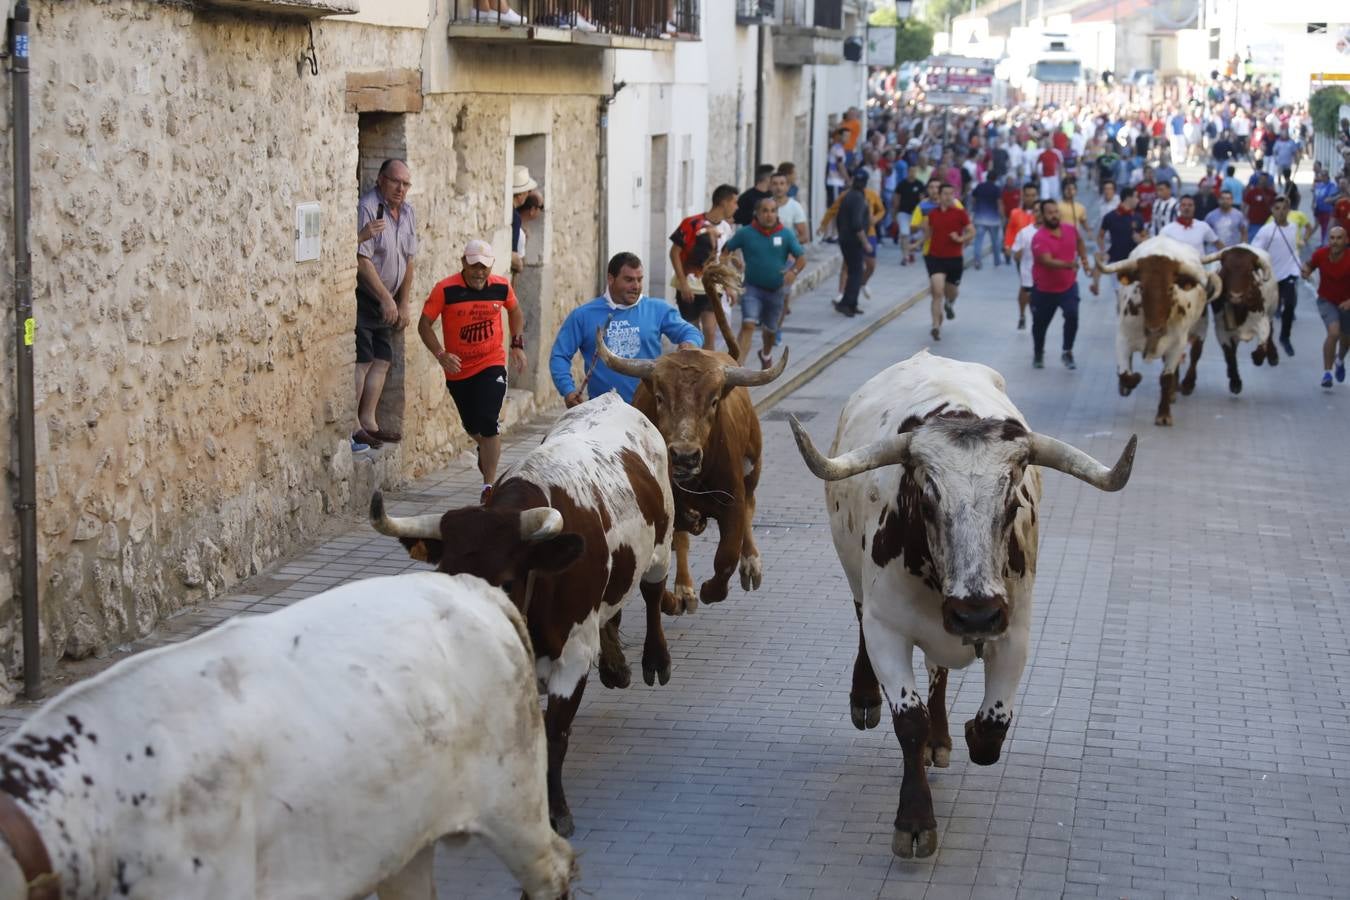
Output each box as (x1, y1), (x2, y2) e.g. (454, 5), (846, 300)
(895, 0), (913, 19)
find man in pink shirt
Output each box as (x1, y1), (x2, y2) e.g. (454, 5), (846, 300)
(1031, 199), (1093, 369)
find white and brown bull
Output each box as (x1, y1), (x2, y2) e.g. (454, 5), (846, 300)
(1099, 236), (1222, 425)
(0, 573), (575, 899)
(1199, 244), (1280, 394)
(788, 351), (1136, 859)
(371, 392), (674, 838)
(595, 325), (787, 615)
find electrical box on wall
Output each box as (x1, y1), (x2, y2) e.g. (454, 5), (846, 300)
(295, 202), (321, 263)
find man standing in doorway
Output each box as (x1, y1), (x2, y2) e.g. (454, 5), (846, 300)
(354, 158), (417, 451)
(1031, 199), (1091, 370)
(722, 196), (805, 369)
(510, 165), (538, 276)
(669, 184), (738, 350)
(920, 182), (974, 341)
(418, 240), (527, 505)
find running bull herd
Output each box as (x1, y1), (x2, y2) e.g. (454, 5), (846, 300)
(2, 272), (1171, 898)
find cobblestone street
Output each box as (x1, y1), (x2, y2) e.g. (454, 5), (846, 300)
(8, 235), (1350, 899)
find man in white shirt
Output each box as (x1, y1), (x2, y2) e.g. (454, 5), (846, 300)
(1251, 195), (1303, 357)
(1010, 205), (1042, 331)
(770, 172), (809, 246)
(1158, 195), (1221, 256)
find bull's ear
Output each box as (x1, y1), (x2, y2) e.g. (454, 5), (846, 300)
(400, 537), (445, 566)
(1205, 271), (1222, 302)
(525, 534), (585, 574)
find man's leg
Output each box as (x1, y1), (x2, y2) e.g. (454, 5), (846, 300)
(839, 242), (865, 312)
(358, 359), (390, 433)
(1278, 277), (1297, 355)
(1030, 289), (1057, 364)
(355, 360), (371, 421)
(928, 271), (947, 332)
(1017, 286), (1029, 328)
(699, 310), (718, 352)
(1061, 285), (1080, 352)
(476, 434), (502, 483)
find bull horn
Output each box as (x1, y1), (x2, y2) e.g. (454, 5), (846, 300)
(723, 346), (790, 388)
(1097, 258), (1137, 275)
(1200, 250), (1224, 265)
(1027, 433), (1138, 492)
(788, 414), (912, 482)
(369, 491), (442, 540)
(519, 507), (563, 541)
(595, 327), (657, 380)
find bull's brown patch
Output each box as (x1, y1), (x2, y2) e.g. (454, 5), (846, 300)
(871, 471), (937, 590)
(601, 546), (637, 608)
(618, 448), (670, 544)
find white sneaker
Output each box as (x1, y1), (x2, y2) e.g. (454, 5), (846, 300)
(499, 7), (524, 24)
(665, 20), (678, 33)
(572, 13), (597, 32)
(863, 286), (872, 300)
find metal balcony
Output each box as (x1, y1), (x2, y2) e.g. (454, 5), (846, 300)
(772, 0), (844, 66)
(735, 0), (776, 24)
(447, 0), (702, 48)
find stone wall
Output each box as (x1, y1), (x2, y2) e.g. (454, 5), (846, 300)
(0, 1), (601, 697)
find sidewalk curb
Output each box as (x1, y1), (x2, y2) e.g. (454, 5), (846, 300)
(754, 284), (928, 414)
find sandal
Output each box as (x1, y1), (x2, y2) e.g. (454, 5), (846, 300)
(758, 349), (774, 370)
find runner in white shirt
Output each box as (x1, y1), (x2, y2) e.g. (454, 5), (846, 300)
(1250, 195), (1304, 356)
(1010, 208), (1042, 331)
(1157, 195), (1221, 256)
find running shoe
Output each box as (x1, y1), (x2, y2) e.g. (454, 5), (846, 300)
(1017, 315), (1026, 330)
(1337, 359), (1346, 383)
(944, 299), (955, 320)
(481, 484), (494, 505)
(1281, 337), (1295, 358)
(1322, 372), (1334, 389)
(930, 327), (941, 341)
(1033, 355), (1044, 369)
(1062, 351), (1076, 370)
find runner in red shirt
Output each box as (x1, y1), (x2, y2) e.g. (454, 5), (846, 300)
(419, 239), (526, 502)
(1052, 130), (1069, 154)
(1037, 141), (1063, 201)
(1030, 199), (1093, 370)
(1302, 225), (1350, 387)
(920, 182), (974, 342)
(1333, 190), (1350, 234)
(1244, 174), (1276, 229)
(1135, 173), (1158, 225)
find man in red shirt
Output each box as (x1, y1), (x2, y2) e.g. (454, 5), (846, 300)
(1037, 139), (1063, 201)
(1134, 168), (1157, 226)
(1302, 225), (1350, 387)
(1244, 173), (1276, 230)
(1332, 177), (1350, 234)
(920, 182), (974, 342)
(418, 239), (527, 503)
(1030, 200), (1093, 370)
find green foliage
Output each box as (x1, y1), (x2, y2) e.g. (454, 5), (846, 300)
(868, 7), (899, 26)
(1310, 86), (1350, 136)
(895, 21), (935, 64)
(922, 0), (967, 29)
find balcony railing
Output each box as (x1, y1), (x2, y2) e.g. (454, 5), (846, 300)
(813, 0), (842, 30)
(448, 0), (701, 41)
(776, 0), (841, 29)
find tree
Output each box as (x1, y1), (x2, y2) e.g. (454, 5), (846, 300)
(921, 0), (966, 30)
(866, 6), (935, 66)
(1310, 86), (1350, 137)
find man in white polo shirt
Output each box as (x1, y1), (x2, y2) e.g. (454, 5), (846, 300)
(1251, 195), (1304, 357)
(1158, 195), (1222, 257)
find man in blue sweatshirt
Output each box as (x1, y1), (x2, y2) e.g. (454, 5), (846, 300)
(550, 252), (703, 406)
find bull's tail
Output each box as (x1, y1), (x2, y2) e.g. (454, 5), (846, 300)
(701, 260), (743, 361)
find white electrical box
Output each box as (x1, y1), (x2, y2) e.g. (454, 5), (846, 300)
(295, 202), (321, 263)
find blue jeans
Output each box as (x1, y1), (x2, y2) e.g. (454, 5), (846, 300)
(1031, 283), (1080, 357)
(741, 283), (786, 329)
(972, 223), (1002, 265)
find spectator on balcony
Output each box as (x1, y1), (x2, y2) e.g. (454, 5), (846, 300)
(460, 1), (524, 25)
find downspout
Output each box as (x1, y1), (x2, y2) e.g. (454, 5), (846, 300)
(9, 1), (39, 700)
(597, 79), (626, 288)
(808, 68), (817, 223)
(753, 22), (764, 169)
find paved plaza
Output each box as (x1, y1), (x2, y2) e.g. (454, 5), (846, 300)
(6, 209), (1350, 898)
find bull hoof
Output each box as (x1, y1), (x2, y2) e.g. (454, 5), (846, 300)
(699, 579), (729, 605)
(1252, 346), (1266, 366)
(641, 660), (672, 687)
(550, 812), (575, 838)
(850, 700), (882, 730)
(923, 743), (952, 768)
(965, 715), (1010, 766)
(738, 554), (762, 591)
(676, 507), (706, 535)
(892, 826), (938, 859)
(1268, 348), (1279, 367)
(1154, 413), (1173, 427)
(1118, 372), (1142, 396)
(1229, 378), (1242, 395)
(662, 584), (698, 616)
(1179, 375), (1196, 396)
(598, 662), (632, 690)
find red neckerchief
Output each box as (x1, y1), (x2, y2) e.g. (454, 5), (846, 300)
(1175, 217), (1194, 228)
(752, 220), (784, 238)
(1115, 204), (1130, 216)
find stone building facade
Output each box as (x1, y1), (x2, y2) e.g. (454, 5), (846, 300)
(0, 0), (684, 696)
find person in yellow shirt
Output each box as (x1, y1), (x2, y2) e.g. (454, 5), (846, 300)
(909, 177), (966, 256)
(1265, 204), (1315, 257)
(820, 172), (887, 302)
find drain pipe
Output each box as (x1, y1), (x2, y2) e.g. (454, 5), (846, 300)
(9, 0), (40, 700)
(596, 79), (626, 287)
(753, 21), (764, 169)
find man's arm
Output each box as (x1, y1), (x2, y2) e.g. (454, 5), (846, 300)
(395, 256), (415, 330)
(357, 256), (399, 326)
(549, 312), (583, 404)
(418, 314), (461, 377)
(794, 221), (809, 245)
(669, 243), (690, 302)
(506, 304), (527, 373)
(660, 303), (704, 348)
(818, 196), (841, 233)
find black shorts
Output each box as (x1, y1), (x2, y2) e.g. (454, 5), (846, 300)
(677, 293), (711, 324)
(446, 366), (508, 437)
(355, 320), (393, 363)
(923, 254), (964, 285)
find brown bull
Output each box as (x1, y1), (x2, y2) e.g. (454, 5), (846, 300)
(596, 316), (787, 614)
(1200, 244), (1280, 394)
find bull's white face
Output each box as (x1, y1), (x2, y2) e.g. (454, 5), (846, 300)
(899, 418), (1032, 641)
